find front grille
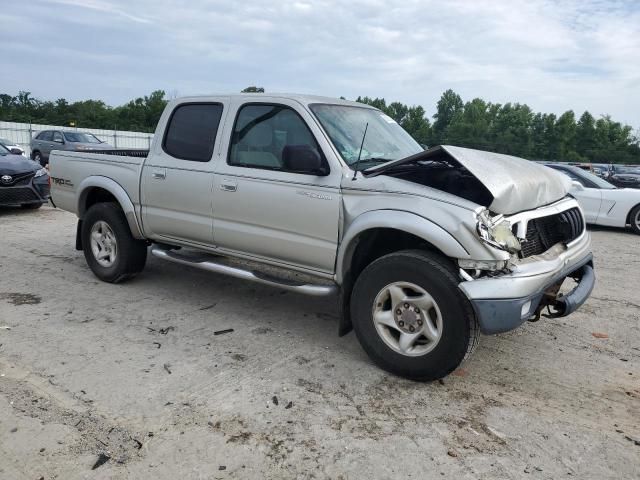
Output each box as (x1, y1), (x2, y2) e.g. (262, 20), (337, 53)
(0, 187), (39, 204)
(0, 171), (35, 187)
(519, 207), (584, 258)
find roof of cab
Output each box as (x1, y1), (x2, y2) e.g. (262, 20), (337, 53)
(171, 93), (373, 109)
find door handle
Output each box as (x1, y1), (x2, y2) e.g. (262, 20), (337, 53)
(152, 168), (166, 180)
(220, 180), (237, 192)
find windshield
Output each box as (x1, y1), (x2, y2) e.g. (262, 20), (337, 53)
(0, 143), (9, 155)
(309, 104), (423, 168)
(575, 168), (617, 189)
(63, 132), (102, 143)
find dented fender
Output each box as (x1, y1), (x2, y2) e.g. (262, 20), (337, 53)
(335, 210), (470, 284)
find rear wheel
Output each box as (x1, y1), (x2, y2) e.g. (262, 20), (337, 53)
(351, 250), (479, 381)
(630, 205), (640, 235)
(81, 202), (147, 283)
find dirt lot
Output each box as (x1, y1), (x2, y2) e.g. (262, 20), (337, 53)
(0, 205), (638, 480)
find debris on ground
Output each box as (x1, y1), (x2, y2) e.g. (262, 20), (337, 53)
(214, 328), (234, 336)
(625, 435), (640, 446)
(91, 453), (110, 470)
(591, 332), (609, 339)
(153, 342), (161, 349)
(219, 465), (227, 470)
(0, 326), (11, 330)
(285, 401), (293, 409)
(159, 326), (175, 335)
(447, 449), (458, 457)
(272, 395), (279, 406)
(199, 303), (217, 310)
(163, 363), (172, 374)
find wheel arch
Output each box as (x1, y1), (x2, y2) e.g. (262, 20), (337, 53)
(77, 176), (144, 239)
(336, 210), (469, 285)
(334, 210), (470, 337)
(626, 202), (640, 224)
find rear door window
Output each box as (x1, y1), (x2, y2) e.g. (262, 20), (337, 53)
(163, 103), (223, 162)
(38, 131), (53, 141)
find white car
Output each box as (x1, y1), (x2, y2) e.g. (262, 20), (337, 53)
(0, 137), (25, 156)
(547, 163), (640, 235)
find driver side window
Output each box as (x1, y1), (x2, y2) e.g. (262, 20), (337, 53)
(228, 104), (324, 172)
(53, 131), (63, 143)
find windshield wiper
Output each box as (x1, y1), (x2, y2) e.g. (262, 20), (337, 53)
(353, 158), (394, 170)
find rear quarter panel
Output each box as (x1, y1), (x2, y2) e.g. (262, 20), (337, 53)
(49, 151), (144, 216)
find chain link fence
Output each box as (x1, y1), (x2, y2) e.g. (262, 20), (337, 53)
(0, 121), (154, 157)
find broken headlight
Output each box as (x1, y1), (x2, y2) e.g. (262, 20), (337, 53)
(476, 209), (521, 254)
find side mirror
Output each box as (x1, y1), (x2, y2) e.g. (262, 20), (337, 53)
(10, 148), (22, 155)
(571, 180), (585, 191)
(282, 145), (328, 176)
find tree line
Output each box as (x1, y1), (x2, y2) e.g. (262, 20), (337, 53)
(1, 88), (638, 163)
(357, 90), (640, 164)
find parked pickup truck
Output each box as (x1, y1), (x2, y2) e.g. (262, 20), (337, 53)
(49, 94), (595, 380)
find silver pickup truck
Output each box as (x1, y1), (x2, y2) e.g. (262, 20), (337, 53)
(49, 94), (595, 380)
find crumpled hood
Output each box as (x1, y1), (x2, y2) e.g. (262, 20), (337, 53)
(364, 145), (571, 214)
(0, 154), (40, 174)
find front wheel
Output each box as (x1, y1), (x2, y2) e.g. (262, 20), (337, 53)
(351, 250), (479, 381)
(81, 202), (148, 283)
(630, 205), (640, 235)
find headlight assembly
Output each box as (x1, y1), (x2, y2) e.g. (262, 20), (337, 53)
(476, 209), (521, 254)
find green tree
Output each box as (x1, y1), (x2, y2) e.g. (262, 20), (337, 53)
(432, 89), (463, 143)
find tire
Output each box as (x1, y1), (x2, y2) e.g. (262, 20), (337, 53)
(21, 203), (43, 210)
(81, 202), (147, 283)
(630, 205), (640, 235)
(351, 250), (479, 381)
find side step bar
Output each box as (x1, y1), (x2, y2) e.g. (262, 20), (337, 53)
(151, 246), (338, 297)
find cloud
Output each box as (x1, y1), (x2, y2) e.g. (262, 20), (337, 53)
(0, 0), (639, 127)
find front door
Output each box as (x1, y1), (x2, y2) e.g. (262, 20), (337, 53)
(141, 102), (226, 246)
(212, 100), (341, 273)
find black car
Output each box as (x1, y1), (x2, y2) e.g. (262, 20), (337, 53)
(0, 143), (50, 209)
(606, 165), (640, 189)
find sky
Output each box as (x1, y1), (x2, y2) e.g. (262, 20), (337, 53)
(1, 0), (639, 127)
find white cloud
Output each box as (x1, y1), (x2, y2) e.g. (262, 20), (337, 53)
(1, 0), (639, 126)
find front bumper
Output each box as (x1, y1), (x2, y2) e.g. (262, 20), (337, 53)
(0, 175), (50, 206)
(459, 231), (595, 334)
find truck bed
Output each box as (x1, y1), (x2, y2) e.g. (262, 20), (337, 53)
(49, 150), (148, 217)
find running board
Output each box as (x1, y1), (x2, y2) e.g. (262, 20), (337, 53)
(151, 246), (338, 297)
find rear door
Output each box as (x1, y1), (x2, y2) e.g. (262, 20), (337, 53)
(140, 100), (227, 246)
(212, 99), (341, 273)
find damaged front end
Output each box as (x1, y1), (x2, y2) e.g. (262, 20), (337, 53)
(359, 145), (594, 335)
(363, 145), (572, 215)
(457, 198), (595, 334)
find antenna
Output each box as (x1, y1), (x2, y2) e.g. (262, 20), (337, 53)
(352, 122), (369, 181)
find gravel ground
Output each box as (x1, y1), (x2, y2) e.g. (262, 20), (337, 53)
(0, 205), (638, 480)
